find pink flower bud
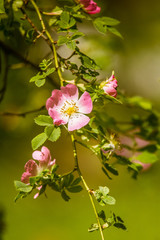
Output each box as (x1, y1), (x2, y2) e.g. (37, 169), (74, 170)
(102, 74), (118, 98)
(76, 0), (101, 14)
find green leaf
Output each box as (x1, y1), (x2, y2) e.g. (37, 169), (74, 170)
(108, 27), (123, 38)
(44, 67), (55, 77)
(0, 0), (5, 14)
(94, 17), (121, 36)
(63, 174), (74, 187)
(135, 151), (158, 163)
(34, 115), (53, 126)
(31, 132), (48, 150)
(30, 73), (43, 82)
(127, 96), (152, 110)
(51, 6), (63, 15)
(102, 167), (112, 180)
(100, 17), (120, 26)
(114, 223), (127, 230)
(88, 223), (99, 232)
(71, 32), (84, 40)
(61, 190), (70, 201)
(98, 210), (106, 222)
(57, 35), (69, 46)
(14, 181), (33, 193)
(60, 11), (70, 27)
(99, 186), (110, 195)
(94, 18), (107, 34)
(94, 186), (116, 206)
(45, 126), (61, 142)
(59, 11), (76, 29)
(35, 78), (46, 87)
(103, 195), (116, 205)
(49, 18), (57, 26)
(12, 0), (23, 11)
(104, 163), (119, 176)
(51, 164), (59, 173)
(66, 40), (76, 50)
(14, 191), (29, 202)
(67, 185), (83, 193)
(29, 177), (38, 185)
(72, 13), (86, 19)
(71, 177), (81, 186)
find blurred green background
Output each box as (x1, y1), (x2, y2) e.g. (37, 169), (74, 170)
(0, 0), (160, 239)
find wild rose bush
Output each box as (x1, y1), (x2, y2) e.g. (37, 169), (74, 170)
(0, 0), (160, 239)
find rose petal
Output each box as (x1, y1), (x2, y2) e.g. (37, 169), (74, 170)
(61, 84), (79, 101)
(103, 86), (117, 97)
(21, 172), (32, 184)
(46, 89), (65, 110)
(34, 192), (39, 199)
(68, 113), (90, 131)
(49, 108), (69, 126)
(24, 160), (38, 175)
(32, 151), (44, 161)
(77, 91), (93, 114)
(85, 1), (101, 14)
(48, 159), (56, 167)
(41, 146), (51, 161)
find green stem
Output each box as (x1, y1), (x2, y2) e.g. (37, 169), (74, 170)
(30, 0), (64, 87)
(71, 134), (105, 240)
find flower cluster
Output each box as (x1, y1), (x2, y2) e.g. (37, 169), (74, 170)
(21, 146), (55, 184)
(78, 0), (101, 14)
(46, 84), (93, 131)
(100, 73), (118, 97)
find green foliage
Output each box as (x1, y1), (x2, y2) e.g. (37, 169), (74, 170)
(31, 125), (61, 150)
(8, 0), (160, 237)
(12, 0), (23, 11)
(15, 170), (82, 203)
(94, 17), (122, 38)
(30, 59), (55, 87)
(58, 11), (76, 29)
(0, 0), (5, 14)
(89, 211), (127, 232)
(45, 126), (61, 142)
(94, 186), (116, 206)
(126, 96), (152, 110)
(135, 151), (158, 163)
(34, 115), (53, 126)
(14, 181), (33, 193)
(31, 132), (48, 150)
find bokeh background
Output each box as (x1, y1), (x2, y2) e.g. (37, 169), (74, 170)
(0, 0), (160, 239)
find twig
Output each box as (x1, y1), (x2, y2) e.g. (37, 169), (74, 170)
(0, 105), (46, 117)
(20, 7), (48, 42)
(0, 50), (9, 103)
(70, 134), (105, 240)
(30, 0), (64, 87)
(0, 40), (59, 88)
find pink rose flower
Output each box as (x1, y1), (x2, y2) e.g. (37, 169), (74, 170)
(32, 146), (55, 171)
(21, 146), (56, 184)
(116, 135), (152, 172)
(102, 74), (118, 98)
(77, 0), (101, 14)
(46, 84), (93, 131)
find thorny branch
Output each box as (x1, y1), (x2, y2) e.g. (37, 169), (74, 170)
(0, 105), (46, 117)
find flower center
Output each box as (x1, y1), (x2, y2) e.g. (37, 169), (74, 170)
(65, 106), (77, 116)
(60, 100), (79, 116)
